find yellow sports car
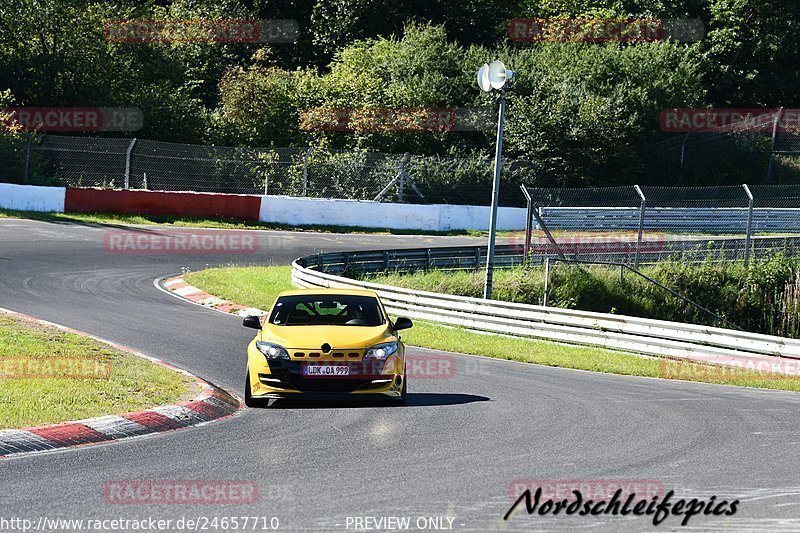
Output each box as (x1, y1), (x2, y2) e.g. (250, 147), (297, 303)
(242, 288), (413, 406)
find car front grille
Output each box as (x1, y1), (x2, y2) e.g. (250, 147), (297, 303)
(293, 351), (361, 359)
(263, 361), (394, 393)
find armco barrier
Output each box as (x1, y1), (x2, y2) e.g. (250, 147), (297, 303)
(291, 247), (800, 364)
(541, 207), (800, 233)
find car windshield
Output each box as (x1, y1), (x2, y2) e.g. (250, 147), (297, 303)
(269, 295), (385, 327)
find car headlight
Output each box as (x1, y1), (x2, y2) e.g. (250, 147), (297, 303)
(364, 341), (398, 361)
(256, 341), (290, 361)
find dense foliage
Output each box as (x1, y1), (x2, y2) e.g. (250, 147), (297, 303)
(1, 0), (799, 186)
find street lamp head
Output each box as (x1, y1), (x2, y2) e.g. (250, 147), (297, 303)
(477, 63), (492, 92)
(477, 60), (515, 92)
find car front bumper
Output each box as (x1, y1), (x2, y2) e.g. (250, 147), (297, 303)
(249, 358), (404, 398)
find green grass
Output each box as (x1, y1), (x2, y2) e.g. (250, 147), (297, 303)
(0, 315), (197, 429)
(0, 208), (494, 237)
(184, 265), (800, 393)
(185, 266), (293, 311)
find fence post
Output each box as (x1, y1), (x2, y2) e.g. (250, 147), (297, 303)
(543, 257), (551, 306)
(520, 184), (533, 264)
(767, 107), (783, 183)
(680, 132), (689, 168)
(124, 138), (137, 189)
(634, 184), (646, 268)
(531, 206), (566, 259)
(301, 146), (313, 196)
(373, 153), (411, 202)
(397, 152), (410, 203)
(743, 183), (754, 267)
(23, 132), (32, 181)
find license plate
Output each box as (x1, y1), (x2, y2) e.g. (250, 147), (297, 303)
(303, 364), (350, 377)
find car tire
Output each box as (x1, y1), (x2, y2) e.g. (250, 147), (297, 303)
(244, 367), (268, 408)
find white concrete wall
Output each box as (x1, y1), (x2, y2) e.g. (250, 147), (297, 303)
(259, 195), (528, 231)
(0, 183), (65, 212)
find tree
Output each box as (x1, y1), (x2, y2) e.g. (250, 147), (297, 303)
(701, 0), (800, 106)
(502, 42), (705, 185)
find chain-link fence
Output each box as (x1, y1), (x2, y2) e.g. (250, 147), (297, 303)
(0, 133), (543, 206)
(520, 184), (800, 265)
(4, 131), (800, 213)
(645, 109), (800, 186)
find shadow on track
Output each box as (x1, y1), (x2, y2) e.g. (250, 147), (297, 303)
(261, 393), (490, 410)
(10, 217), (166, 233)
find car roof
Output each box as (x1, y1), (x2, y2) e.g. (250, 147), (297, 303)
(276, 288), (379, 298)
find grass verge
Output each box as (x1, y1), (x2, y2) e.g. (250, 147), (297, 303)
(0, 208), (490, 237)
(184, 265), (800, 393)
(0, 314), (198, 429)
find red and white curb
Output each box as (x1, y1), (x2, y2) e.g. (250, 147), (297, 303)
(161, 276), (267, 317)
(0, 307), (242, 459)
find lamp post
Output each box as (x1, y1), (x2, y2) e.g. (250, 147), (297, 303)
(477, 60), (516, 299)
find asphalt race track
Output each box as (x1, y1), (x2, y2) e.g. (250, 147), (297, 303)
(3, 219), (800, 532)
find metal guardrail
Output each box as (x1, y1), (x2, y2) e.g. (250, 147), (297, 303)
(304, 239), (800, 278)
(539, 207), (800, 233)
(292, 246), (800, 363)
(302, 245), (524, 275)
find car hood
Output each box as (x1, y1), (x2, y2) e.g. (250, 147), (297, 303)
(261, 324), (393, 351)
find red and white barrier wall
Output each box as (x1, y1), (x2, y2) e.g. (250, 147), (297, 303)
(258, 195), (527, 231)
(64, 188), (262, 221)
(0, 183), (66, 212)
(0, 185), (528, 231)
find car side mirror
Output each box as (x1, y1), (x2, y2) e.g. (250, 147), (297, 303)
(242, 315), (262, 329)
(393, 317), (413, 331)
